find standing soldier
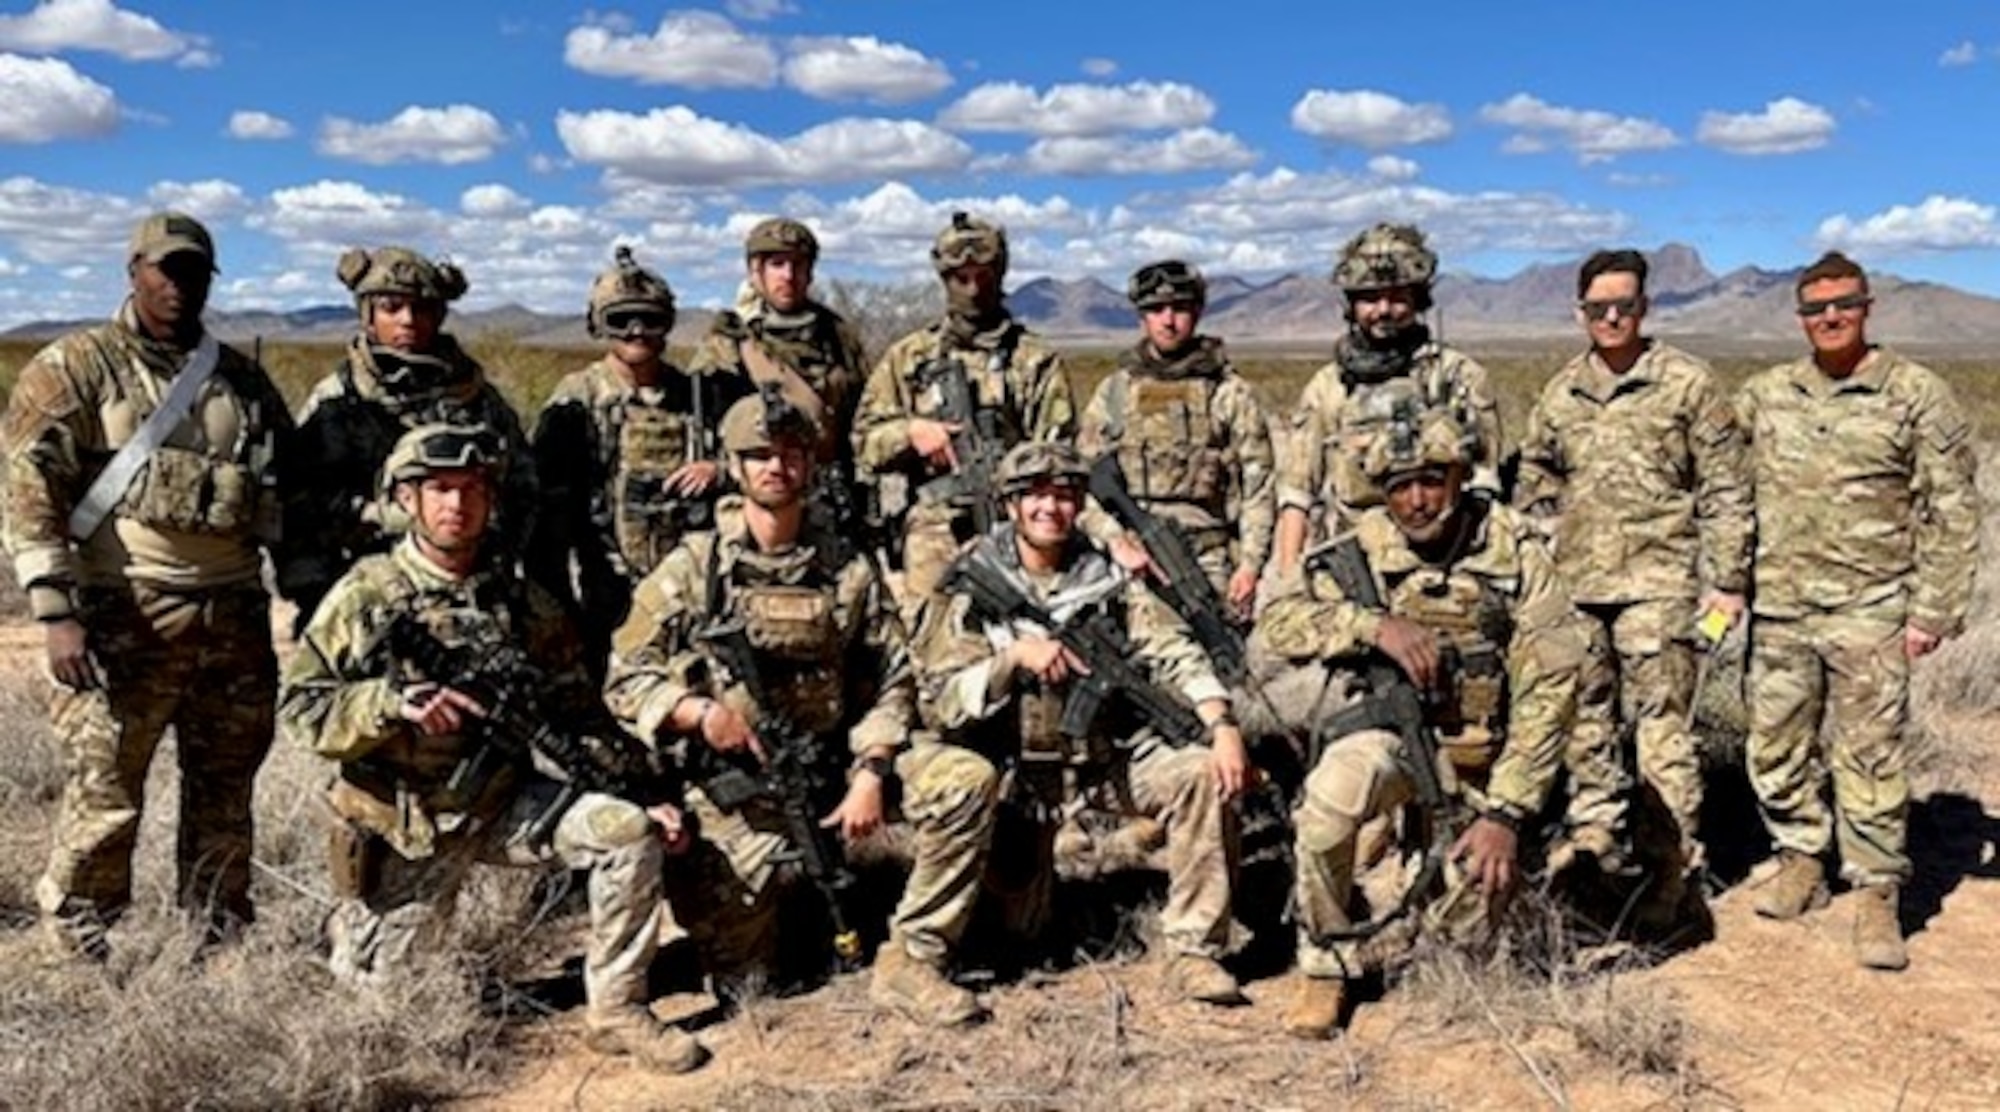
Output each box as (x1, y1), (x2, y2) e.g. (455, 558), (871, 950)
(1255, 410), (1592, 1037)
(1, 212), (291, 959)
(880, 441), (1251, 1026)
(529, 246), (747, 670)
(280, 423), (707, 1073)
(1078, 259), (1275, 624)
(853, 212), (1076, 625)
(687, 218), (868, 529)
(1737, 251), (1978, 971)
(279, 246), (536, 630)
(606, 391), (927, 989)
(1273, 223), (1503, 576)
(1516, 248), (1752, 886)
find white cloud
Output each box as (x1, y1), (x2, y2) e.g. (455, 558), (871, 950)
(0, 52), (117, 143)
(937, 80), (1214, 137)
(782, 35), (952, 104)
(1080, 57), (1117, 78)
(724, 0), (795, 20)
(564, 11), (778, 88)
(226, 109), (292, 140)
(0, 255), (25, 277)
(461, 183), (531, 217)
(317, 104), (507, 165)
(248, 179), (445, 251)
(1816, 195), (2000, 253)
(558, 106), (971, 188)
(1479, 93), (1678, 162)
(0, 0), (213, 65)
(0, 174), (140, 265)
(1007, 128), (1257, 176)
(146, 178), (248, 222)
(1696, 97), (1836, 155)
(1366, 154), (1420, 180)
(1290, 89), (1452, 148)
(1939, 40), (1979, 67)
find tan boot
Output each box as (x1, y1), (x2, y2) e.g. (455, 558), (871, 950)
(584, 1007), (709, 1075)
(1753, 850), (1829, 920)
(1166, 954), (1246, 1006)
(1281, 976), (1346, 1040)
(870, 943), (986, 1027)
(1853, 884), (1909, 972)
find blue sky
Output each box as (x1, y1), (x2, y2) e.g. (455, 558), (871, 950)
(2, 0), (1998, 328)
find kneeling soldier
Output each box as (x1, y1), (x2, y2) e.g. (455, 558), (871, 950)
(883, 440), (1252, 1026)
(280, 423), (707, 1074)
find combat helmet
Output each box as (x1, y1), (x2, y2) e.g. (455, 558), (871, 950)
(379, 422), (503, 495)
(720, 384), (820, 455)
(337, 245), (468, 319)
(587, 245), (677, 338)
(1361, 405), (1472, 486)
(1127, 259), (1207, 310)
(1332, 223), (1437, 294)
(931, 212), (1008, 277)
(744, 217), (821, 263)
(997, 441), (1088, 496)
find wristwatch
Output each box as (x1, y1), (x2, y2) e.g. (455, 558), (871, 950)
(860, 754), (898, 782)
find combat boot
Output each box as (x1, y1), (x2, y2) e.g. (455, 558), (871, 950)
(584, 1007), (709, 1075)
(1753, 850), (1829, 920)
(1853, 884), (1909, 972)
(1165, 954), (1246, 1006)
(870, 943), (987, 1027)
(1281, 975), (1346, 1040)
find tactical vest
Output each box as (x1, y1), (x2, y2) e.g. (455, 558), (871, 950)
(599, 393), (694, 576)
(706, 534), (851, 738)
(1385, 561), (1515, 770)
(1103, 370), (1230, 535)
(743, 311), (860, 463)
(1324, 352), (1475, 515)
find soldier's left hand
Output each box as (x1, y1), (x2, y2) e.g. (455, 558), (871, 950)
(1905, 625), (1943, 660)
(1227, 565), (1259, 617)
(647, 802), (694, 855)
(1109, 534), (1162, 581)
(397, 683), (487, 736)
(1207, 723), (1254, 802)
(822, 775), (885, 843)
(666, 460), (721, 496)
(1449, 816), (1520, 911)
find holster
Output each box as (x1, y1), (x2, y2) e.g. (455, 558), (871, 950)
(327, 816), (384, 900)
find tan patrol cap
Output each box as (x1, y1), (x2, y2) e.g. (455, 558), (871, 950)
(129, 211), (218, 272)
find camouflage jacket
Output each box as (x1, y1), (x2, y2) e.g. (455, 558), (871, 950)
(1515, 339), (1752, 604)
(1076, 337), (1276, 572)
(279, 334), (537, 618)
(279, 536), (610, 858)
(1, 302), (291, 615)
(912, 526), (1227, 770)
(852, 314), (1075, 532)
(1736, 346), (1979, 633)
(1253, 498), (1585, 817)
(605, 496), (913, 759)
(1277, 340), (1504, 533)
(686, 297), (866, 471)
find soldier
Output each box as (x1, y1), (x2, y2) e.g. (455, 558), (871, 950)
(279, 245), (536, 630)
(2, 212), (290, 960)
(881, 440), (1253, 1025)
(1256, 410), (1592, 1037)
(279, 423), (707, 1074)
(1273, 223), (1503, 576)
(1737, 251), (1978, 971)
(606, 390), (928, 990)
(687, 217), (867, 529)
(1516, 248), (1753, 882)
(853, 211), (1076, 626)
(528, 246), (747, 669)
(1078, 259), (1276, 622)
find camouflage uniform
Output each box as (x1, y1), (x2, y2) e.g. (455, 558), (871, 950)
(605, 496), (921, 976)
(852, 213), (1077, 626)
(908, 525), (1241, 964)
(1736, 347), (1978, 886)
(1517, 339), (1753, 867)
(1, 214), (290, 955)
(278, 248), (536, 627)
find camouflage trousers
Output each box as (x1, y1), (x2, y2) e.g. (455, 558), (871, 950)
(1746, 613), (1911, 885)
(1576, 600), (1701, 863)
(972, 738), (1241, 960)
(37, 585), (275, 954)
(1293, 728), (1501, 979)
(893, 506), (972, 631)
(325, 781), (665, 1020)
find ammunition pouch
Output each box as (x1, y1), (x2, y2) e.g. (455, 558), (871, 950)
(122, 446), (264, 535)
(326, 816), (385, 900)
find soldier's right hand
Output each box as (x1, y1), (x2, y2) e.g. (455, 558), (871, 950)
(1008, 637), (1090, 685)
(907, 418), (962, 469)
(1372, 616), (1440, 689)
(697, 700), (768, 765)
(45, 618), (104, 691)
(397, 683), (487, 736)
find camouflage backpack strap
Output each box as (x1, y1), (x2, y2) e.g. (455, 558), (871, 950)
(737, 330), (826, 432)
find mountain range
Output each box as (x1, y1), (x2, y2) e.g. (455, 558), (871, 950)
(9, 244), (2000, 353)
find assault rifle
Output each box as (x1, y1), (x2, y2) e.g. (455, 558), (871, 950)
(1309, 535), (1456, 940)
(382, 615), (679, 849)
(914, 357), (1005, 535)
(1086, 454), (1247, 684)
(945, 554), (1208, 748)
(692, 619), (863, 965)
